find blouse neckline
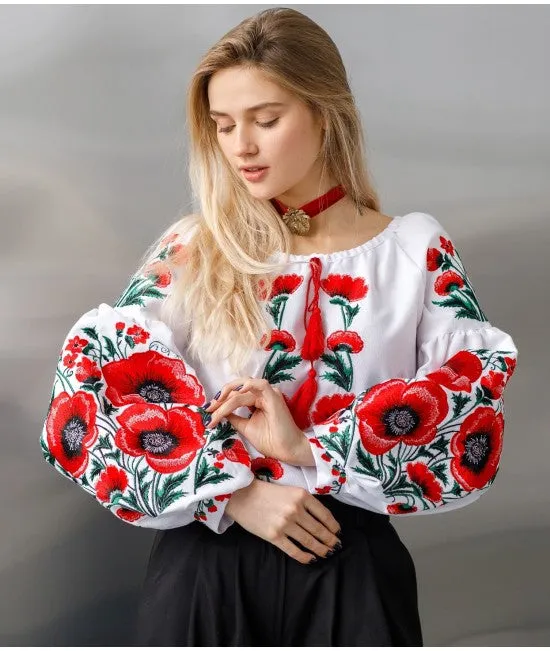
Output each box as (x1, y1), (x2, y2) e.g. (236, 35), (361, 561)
(270, 213), (405, 264)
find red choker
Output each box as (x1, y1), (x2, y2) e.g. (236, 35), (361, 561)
(270, 184), (347, 235)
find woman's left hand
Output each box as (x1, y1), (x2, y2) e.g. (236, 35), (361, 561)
(204, 378), (314, 466)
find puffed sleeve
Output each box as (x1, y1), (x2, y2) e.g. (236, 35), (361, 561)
(40, 221), (254, 533)
(303, 214), (518, 516)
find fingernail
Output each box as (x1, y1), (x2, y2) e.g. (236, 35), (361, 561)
(204, 401), (211, 409)
(204, 414), (212, 426)
(333, 541), (343, 552)
(325, 550), (334, 558)
(236, 384), (243, 390)
(308, 557), (318, 564)
(214, 391), (221, 399)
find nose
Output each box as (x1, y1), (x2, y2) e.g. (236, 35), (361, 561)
(233, 125), (259, 158)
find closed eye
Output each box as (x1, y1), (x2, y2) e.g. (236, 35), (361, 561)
(218, 118), (279, 134)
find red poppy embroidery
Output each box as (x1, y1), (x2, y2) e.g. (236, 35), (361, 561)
(95, 466), (129, 503)
(426, 247), (443, 271)
(357, 378), (449, 455)
(45, 391), (99, 477)
(321, 274), (368, 302)
(115, 403), (206, 473)
(75, 357), (101, 383)
(102, 350), (205, 407)
(311, 393), (355, 425)
(221, 439), (251, 466)
(126, 325), (150, 345)
(143, 261), (172, 288)
(440, 236), (455, 255)
(251, 457), (284, 480)
(481, 370), (506, 400)
(268, 274), (303, 300)
(387, 503), (418, 515)
(450, 407), (504, 490)
(327, 331), (364, 354)
(261, 329), (297, 352)
(426, 351), (483, 392)
(504, 356), (516, 378)
(434, 271), (465, 296)
(66, 336), (88, 354)
(115, 322), (125, 332)
(63, 353), (78, 368)
(406, 462), (443, 503)
(116, 508), (144, 522)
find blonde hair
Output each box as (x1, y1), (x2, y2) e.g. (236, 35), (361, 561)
(159, 7), (380, 375)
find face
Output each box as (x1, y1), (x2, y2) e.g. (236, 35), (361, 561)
(207, 65), (328, 206)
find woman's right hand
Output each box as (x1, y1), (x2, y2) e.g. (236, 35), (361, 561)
(224, 479), (342, 564)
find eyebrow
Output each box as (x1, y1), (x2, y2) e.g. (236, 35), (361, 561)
(209, 102), (286, 117)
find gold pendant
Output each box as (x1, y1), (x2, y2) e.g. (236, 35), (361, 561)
(281, 208), (310, 235)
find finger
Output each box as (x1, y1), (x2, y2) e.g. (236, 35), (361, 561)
(208, 392), (256, 428)
(208, 378), (278, 412)
(206, 377), (252, 411)
(298, 509), (341, 550)
(273, 534), (316, 565)
(284, 522), (334, 559)
(304, 495), (342, 537)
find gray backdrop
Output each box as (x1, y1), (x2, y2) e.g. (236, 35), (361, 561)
(1, 4), (548, 646)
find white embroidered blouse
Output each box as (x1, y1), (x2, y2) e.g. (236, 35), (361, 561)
(40, 212), (518, 534)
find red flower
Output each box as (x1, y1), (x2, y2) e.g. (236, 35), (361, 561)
(127, 325), (150, 345)
(426, 247), (443, 271)
(251, 457), (284, 480)
(266, 274), (303, 300)
(321, 274), (368, 302)
(504, 356), (516, 378)
(115, 403), (205, 473)
(160, 232), (179, 247)
(116, 508), (144, 522)
(66, 336), (88, 354)
(115, 322), (125, 332)
(308, 437), (323, 449)
(312, 393), (355, 425)
(167, 243), (184, 258)
(103, 350), (205, 407)
(95, 466), (129, 503)
(426, 351), (483, 392)
(434, 271), (464, 296)
(315, 486), (332, 494)
(321, 452), (331, 462)
(63, 353), (78, 368)
(262, 329), (296, 352)
(407, 462), (443, 502)
(214, 493), (232, 501)
(143, 261), (172, 288)
(450, 407), (504, 491)
(481, 371), (506, 400)
(357, 378), (449, 455)
(221, 439), (251, 466)
(440, 236), (455, 255)
(45, 391), (98, 477)
(327, 331), (364, 354)
(75, 357), (101, 383)
(387, 503), (418, 515)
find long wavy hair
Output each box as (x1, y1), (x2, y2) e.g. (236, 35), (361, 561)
(156, 7), (380, 375)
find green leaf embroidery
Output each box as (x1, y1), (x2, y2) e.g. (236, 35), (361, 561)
(451, 393), (471, 419)
(82, 326), (99, 341)
(430, 462), (449, 486)
(103, 336), (117, 361)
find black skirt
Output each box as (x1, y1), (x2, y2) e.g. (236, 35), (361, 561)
(133, 495), (423, 646)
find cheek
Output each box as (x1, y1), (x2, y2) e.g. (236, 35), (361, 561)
(269, 124), (318, 166)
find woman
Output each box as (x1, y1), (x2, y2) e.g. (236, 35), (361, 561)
(40, 7), (518, 646)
